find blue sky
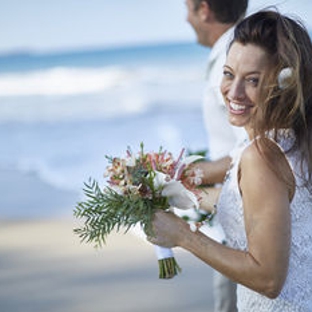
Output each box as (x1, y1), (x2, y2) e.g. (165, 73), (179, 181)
(1, 0), (311, 54)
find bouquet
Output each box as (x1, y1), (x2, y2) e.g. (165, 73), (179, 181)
(73, 143), (204, 279)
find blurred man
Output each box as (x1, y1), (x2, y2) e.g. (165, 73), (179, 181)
(185, 0), (248, 311)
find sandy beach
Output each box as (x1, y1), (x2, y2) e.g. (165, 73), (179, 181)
(0, 170), (214, 312)
(0, 219), (214, 312)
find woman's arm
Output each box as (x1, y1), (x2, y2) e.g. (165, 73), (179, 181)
(148, 142), (292, 298)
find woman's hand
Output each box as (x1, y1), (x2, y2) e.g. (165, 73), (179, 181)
(146, 210), (189, 248)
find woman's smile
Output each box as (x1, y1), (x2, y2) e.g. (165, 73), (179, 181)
(228, 101), (251, 115)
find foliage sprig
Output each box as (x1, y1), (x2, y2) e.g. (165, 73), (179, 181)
(74, 178), (168, 247)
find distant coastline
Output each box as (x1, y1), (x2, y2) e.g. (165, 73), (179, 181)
(0, 40), (208, 73)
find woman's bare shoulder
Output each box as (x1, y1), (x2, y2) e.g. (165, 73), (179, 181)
(240, 138), (295, 200)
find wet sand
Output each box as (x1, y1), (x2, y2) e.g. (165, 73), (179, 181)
(0, 218), (214, 312)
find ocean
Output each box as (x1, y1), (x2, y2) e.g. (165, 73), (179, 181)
(0, 42), (210, 218)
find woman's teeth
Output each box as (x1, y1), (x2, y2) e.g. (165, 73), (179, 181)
(230, 102), (246, 111)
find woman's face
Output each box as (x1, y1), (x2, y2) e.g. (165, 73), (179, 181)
(221, 42), (272, 135)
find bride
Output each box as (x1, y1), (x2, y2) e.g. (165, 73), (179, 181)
(146, 10), (312, 311)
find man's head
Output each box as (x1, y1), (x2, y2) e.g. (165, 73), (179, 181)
(186, 0), (248, 47)
(191, 0), (248, 24)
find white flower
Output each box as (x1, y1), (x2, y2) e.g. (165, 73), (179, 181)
(191, 167), (204, 186)
(151, 171), (169, 189)
(174, 155), (203, 179)
(278, 67), (293, 89)
(173, 207), (200, 220)
(161, 180), (199, 210)
(182, 155), (204, 166)
(189, 222), (198, 232)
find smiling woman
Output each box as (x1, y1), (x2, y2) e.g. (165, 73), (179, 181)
(145, 10), (312, 312)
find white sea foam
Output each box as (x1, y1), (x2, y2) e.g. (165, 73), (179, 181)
(0, 65), (202, 96)
(0, 65), (203, 122)
(0, 66), (132, 96)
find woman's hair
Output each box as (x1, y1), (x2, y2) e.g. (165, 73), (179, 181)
(232, 10), (312, 185)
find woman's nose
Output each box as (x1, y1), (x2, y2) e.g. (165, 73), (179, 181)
(228, 80), (245, 101)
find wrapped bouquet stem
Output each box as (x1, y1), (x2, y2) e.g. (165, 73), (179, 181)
(154, 245), (181, 279)
(73, 143), (203, 279)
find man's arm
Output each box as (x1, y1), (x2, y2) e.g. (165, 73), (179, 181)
(194, 156), (231, 185)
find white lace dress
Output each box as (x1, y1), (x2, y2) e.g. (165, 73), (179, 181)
(217, 131), (312, 311)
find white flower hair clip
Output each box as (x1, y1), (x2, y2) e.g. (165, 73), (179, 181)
(278, 67), (293, 90)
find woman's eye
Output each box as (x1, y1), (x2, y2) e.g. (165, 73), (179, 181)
(246, 77), (259, 85)
(223, 71), (234, 79)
